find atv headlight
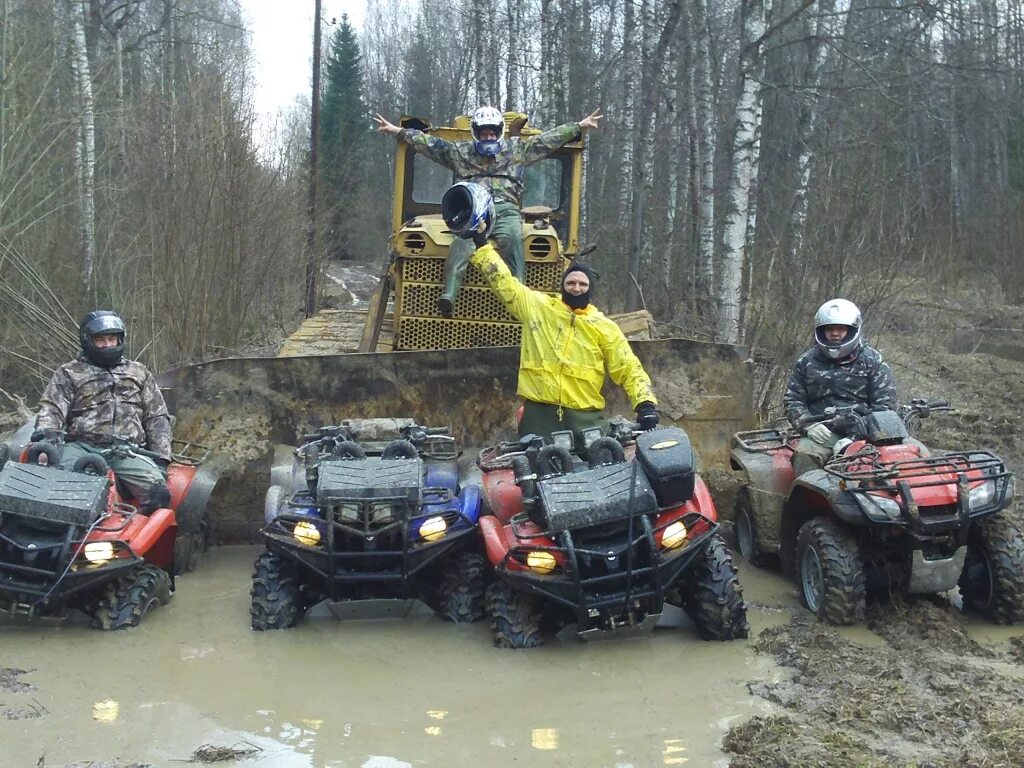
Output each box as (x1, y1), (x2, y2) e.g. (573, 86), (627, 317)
(293, 521), (321, 546)
(419, 516), (447, 542)
(526, 550), (557, 574)
(660, 521), (687, 550)
(968, 480), (997, 511)
(83, 542), (115, 564)
(861, 494), (902, 521)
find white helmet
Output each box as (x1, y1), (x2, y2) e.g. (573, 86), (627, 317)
(471, 106), (504, 155)
(813, 298), (863, 360)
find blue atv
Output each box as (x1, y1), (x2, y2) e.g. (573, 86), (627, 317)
(251, 418), (484, 629)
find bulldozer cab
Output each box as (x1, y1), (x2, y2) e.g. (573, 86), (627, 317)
(359, 112), (585, 353)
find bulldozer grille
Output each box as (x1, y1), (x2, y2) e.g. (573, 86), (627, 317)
(394, 256), (565, 350)
(400, 258), (563, 290)
(397, 317), (523, 349)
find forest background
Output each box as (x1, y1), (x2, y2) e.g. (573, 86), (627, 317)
(1, 0), (1021, 418)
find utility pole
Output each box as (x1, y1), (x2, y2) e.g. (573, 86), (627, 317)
(304, 0), (323, 318)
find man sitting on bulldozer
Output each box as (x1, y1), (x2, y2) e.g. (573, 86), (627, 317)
(33, 310), (172, 513)
(374, 106), (602, 317)
(440, 182), (658, 450)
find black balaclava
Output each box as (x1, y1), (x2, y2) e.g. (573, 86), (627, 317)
(561, 262), (597, 310)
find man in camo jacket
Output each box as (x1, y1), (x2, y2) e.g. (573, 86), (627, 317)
(34, 311), (172, 513)
(374, 106), (602, 316)
(783, 299), (897, 476)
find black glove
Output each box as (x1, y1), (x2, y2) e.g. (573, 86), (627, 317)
(30, 429), (62, 444)
(635, 401), (659, 431)
(472, 229), (489, 249)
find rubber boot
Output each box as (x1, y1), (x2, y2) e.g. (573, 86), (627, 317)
(138, 483), (172, 515)
(438, 237), (473, 317)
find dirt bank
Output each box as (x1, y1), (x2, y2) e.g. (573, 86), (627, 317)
(723, 302), (1024, 768)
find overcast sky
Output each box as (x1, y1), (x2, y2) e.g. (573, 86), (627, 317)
(239, 1), (366, 128)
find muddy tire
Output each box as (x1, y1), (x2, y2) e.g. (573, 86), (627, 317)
(0, 442), (9, 469)
(250, 550), (305, 630)
(795, 518), (866, 625)
(172, 507), (209, 576)
(679, 534), (749, 640)
(437, 552), (487, 623)
(734, 487), (763, 566)
(486, 581), (544, 648)
(959, 514), (1024, 624)
(91, 565), (172, 630)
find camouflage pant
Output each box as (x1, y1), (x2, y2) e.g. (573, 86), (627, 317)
(60, 441), (166, 502)
(518, 401), (606, 458)
(442, 200), (525, 301)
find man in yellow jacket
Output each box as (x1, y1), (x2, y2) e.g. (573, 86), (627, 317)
(469, 239), (659, 447)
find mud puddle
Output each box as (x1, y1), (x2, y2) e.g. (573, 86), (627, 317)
(1, 545), (784, 768)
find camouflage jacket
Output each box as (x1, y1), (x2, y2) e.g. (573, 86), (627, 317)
(398, 122), (582, 206)
(783, 344), (897, 429)
(35, 356), (173, 460)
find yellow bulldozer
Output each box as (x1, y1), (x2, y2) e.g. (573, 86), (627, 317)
(158, 112), (753, 542)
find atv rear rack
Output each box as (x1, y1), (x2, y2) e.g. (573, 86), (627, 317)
(732, 428), (793, 453)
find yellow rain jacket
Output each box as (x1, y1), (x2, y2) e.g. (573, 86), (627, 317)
(470, 242), (657, 411)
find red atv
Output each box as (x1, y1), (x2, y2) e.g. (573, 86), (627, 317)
(730, 400), (1020, 624)
(0, 436), (216, 628)
(477, 420), (748, 647)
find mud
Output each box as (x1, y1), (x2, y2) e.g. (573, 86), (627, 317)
(0, 546), (784, 768)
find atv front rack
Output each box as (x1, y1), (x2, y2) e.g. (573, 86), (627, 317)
(498, 510), (717, 624)
(826, 449), (1012, 530)
(261, 488), (477, 593)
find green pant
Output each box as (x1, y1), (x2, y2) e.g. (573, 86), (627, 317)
(518, 401), (606, 457)
(61, 441), (166, 502)
(442, 200), (525, 304)
(792, 436), (837, 478)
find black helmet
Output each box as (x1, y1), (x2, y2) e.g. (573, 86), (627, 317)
(79, 310), (126, 368)
(441, 182), (495, 240)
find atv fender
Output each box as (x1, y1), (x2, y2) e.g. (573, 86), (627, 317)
(729, 445), (793, 557)
(779, 470), (867, 576)
(128, 507), (177, 570)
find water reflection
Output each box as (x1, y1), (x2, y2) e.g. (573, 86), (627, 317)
(532, 727), (559, 750)
(91, 699), (118, 723)
(662, 737), (687, 764)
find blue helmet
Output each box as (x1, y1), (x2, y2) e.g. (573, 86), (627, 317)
(471, 106), (504, 156)
(441, 182), (494, 240)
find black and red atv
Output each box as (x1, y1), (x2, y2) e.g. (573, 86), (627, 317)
(477, 420), (749, 647)
(730, 400), (1020, 625)
(0, 436), (217, 628)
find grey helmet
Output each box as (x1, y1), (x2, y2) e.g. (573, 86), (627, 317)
(441, 182), (495, 240)
(813, 299), (863, 360)
(79, 310), (126, 368)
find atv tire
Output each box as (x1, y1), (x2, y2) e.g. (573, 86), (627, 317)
(172, 507), (209, 576)
(438, 552), (487, 623)
(734, 487), (763, 566)
(959, 513), (1024, 624)
(91, 565), (172, 630)
(0, 442), (10, 469)
(679, 534), (749, 640)
(250, 550), (305, 630)
(486, 581), (544, 648)
(795, 518), (866, 625)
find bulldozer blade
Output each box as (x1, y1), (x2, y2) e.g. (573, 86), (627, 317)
(157, 339), (751, 542)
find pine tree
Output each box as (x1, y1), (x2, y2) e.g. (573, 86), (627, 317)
(320, 15), (367, 261)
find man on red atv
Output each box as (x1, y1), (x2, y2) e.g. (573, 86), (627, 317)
(33, 311), (172, 513)
(783, 299), (897, 477)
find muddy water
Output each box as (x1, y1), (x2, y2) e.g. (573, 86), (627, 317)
(1, 546), (789, 768)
